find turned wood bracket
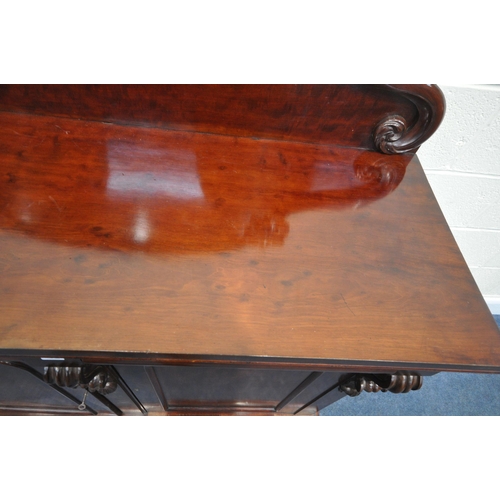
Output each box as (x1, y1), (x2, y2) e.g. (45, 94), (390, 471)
(339, 372), (423, 397)
(43, 364), (118, 395)
(373, 84), (445, 154)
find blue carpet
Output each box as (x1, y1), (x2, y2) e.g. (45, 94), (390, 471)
(320, 314), (500, 416)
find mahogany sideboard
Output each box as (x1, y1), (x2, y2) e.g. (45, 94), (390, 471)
(1, 84), (499, 416)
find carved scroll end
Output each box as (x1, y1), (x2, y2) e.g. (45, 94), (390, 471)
(339, 372), (423, 397)
(373, 84), (445, 155)
(374, 115), (408, 154)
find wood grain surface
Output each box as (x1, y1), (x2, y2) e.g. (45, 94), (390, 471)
(1, 110), (499, 372)
(0, 84), (444, 153)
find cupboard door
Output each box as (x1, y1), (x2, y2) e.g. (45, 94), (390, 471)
(140, 365), (314, 414)
(0, 361), (92, 415)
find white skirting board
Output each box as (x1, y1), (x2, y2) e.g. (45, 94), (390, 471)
(485, 297), (500, 315)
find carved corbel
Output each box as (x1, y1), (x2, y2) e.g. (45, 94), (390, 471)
(43, 364), (118, 395)
(373, 84), (445, 154)
(339, 372), (423, 397)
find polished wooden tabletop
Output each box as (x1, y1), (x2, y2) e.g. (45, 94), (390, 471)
(1, 110), (499, 372)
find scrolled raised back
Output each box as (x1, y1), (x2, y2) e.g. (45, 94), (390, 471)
(0, 84), (445, 154)
(373, 84), (446, 154)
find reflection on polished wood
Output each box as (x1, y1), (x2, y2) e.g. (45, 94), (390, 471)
(0, 112), (409, 254)
(1, 109), (499, 373)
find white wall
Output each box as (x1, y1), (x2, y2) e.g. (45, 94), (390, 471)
(417, 84), (500, 313)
